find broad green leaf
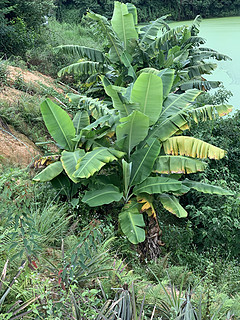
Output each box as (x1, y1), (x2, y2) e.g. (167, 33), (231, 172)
(82, 184), (123, 207)
(190, 104), (233, 123)
(158, 68), (175, 99)
(154, 155), (207, 174)
(119, 199), (145, 244)
(61, 149), (85, 183)
(133, 177), (190, 195)
(131, 73), (163, 125)
(73, 111), (90, 135)
(122, 159), (132, 196)
(40, 99), (75, 151)
(130, 139), (161, 186)
(116, 110), (149, 155)
(111, 1), (138, 49)
(33, 162), (63, 182)
(182, 179), (234, 196)
(163, 136), (226, 159)
(74, 147), (124, 179)
(159, 194), (188, 218)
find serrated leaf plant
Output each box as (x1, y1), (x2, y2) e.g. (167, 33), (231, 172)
(33, 66), (234, 249)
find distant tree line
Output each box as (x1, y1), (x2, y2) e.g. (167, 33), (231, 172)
(56, 0), (240, 23)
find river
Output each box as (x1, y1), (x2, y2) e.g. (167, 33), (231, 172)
(171, 17), (240, 110)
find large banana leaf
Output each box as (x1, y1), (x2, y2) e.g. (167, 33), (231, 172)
(133, 177), (190, 195)
(163, 136), (226, 159)
(54, 45), (106, 62)
(131, 73), (163, 125)
(74, 147), (124, 179)
(126, 3), (137, 25)
(139, 16), (170, 46)
(40, 99), (75, 151)
(82, 184), (123, 207)
(116, 110), (149, 156)
(182, 179), (234, 196)
(190, 104), (233, 123)
(119, 199), (145, 244)
(139, 68), (175, 99)
(73, 110), (90, 135)
(159, 194), (188, 218)
(186, 62), (217, 78)
(87, 11), (124, 63)
(58, 61), (108, 77)
(33, 162), (63, 182)
(111, 1), (138, 49)
(130, 139), (161, 186)
(61, 149), (85, 183)
(154, 155), (207, 174)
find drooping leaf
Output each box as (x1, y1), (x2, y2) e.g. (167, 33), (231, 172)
(61, 149), (85, 183)
(180, 80), (221, 91)
(33, 162), (63, 182)
(159, 194), (188, 218)
(158, 68), (175, 99)
(131, 73), (163, 125)
(190, 104), (233, 123)
(133, 177), (189, 195)
(116, 110), (149, 155)
(111, 1), (138, 49)
(82, 185), (123, 207)
(182, 179), (234, 196)
(54, 45), (107, 62)
(40, 99), (76, 151)
(154, 155), (207, 174)
(130, 139), (161, 186)
(73, 110), (90, 135)
(119, 199), (145, 244)
(163, 136), (226, 159)
(74, 147), (124, 179)
(58, 61), (108, 77)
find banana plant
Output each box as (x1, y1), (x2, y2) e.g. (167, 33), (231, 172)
(33, 69), (233, 247)
(55, 2), (230, 92)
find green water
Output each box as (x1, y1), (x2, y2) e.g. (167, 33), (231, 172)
(171, 17), (240, 110)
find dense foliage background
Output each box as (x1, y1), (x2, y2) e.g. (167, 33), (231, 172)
(56, 0), (240, 23)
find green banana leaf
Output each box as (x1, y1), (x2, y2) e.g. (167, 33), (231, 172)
(122, 159), (132, 196)
(133, 177), (190, 195)
(163, 136), (226, 160)
(139, 16), (170, 46)
(130, 139), (161, 186)
(182, 179), (234, 196)
(159, 194), (188, 218)
(87, 11), (124, 63)
(33, 162), (63, 182)
(131, 73), (163, 125)
(116, 110), (149, 155)
(61, 149), (85, 183)
(73, 111), (90, 135)
(82, 184), (123, 207)
(119, 199), (145, 244)
(154, 155), (207, 174)
(58, 61), (108, 77)
(40, 99), (76, 151)
(54, 45), (106, 62)
(111, 1), (138, 49)
(74, 147), (124, 179)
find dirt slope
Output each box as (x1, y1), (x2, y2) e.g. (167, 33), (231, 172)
(0, 66), (65, 168)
